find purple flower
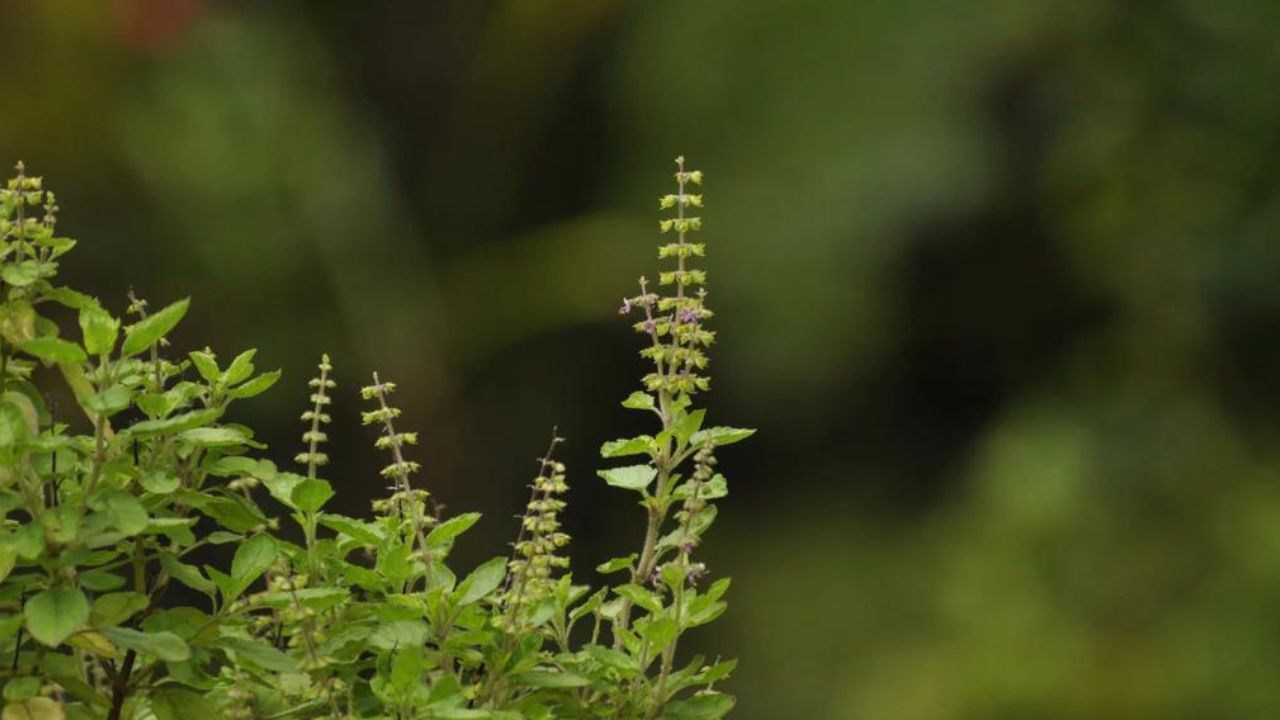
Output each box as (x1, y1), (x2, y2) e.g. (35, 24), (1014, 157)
(619, 297), (633, 315)
(678, 307), (700, 324)
(643, 319), (657, 335)
(687, 565), (705, 586)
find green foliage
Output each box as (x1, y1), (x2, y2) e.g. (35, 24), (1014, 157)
(0, 160), (751, 718)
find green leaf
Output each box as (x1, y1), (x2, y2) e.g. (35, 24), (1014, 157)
(139, 471), (180, 495)
(661, 692), (735, 719)
(127, 408), (221, 438)
(99, 627), (190, 662)
(367, 620), (428, 651)
(595, 554), (637, 574)
(601, 435), (654, 459)
(598, 465), (657, 491)
(19, 337), (85, 365)
(121, 298), (189, 358)
(24, 587), (88, 647)
(226, 370), (280, 399)
(511, 671), (592, 688)
(0, 544), (15, 584)
(584, 645), (639, 673)
(688, 427), (756, 448)
(2, 677), (41, 702)
(91, 491), (149, 537)
(0, 616), (22, 644)
(251, 588), (349, 611)
(220, 636), (298, 674)
(77, 306), (119, 357)
(425, 512), (481, 549)
(77, 570), (125, 592)
(82, 386), (132, 417)
(673, 409), (706, 444)
(149, 686), (217, 720)
(291, 478), (334, 514)
(639, 615), (679, 650)
(44, 287), (97, 311)
(159, 556), (214, 597)
(621, 392), (655, 411)
(1, 261), (40, 288)
(90, 592), (149, 628)
(2, 697), (65, 720)
(221, 349), (256, 386)
(231, 535), (276, 588)
(453, 557), (506, 606)
(187, 351), (220, 383)
(615, 584), (662, 613)
(178, 427), (249, 447)
(317, 513), (382, 546)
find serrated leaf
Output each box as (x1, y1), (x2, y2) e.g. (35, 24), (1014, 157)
(126, 408), (221, 438)
(600, 435), (654, 459)
(221, 349), (256, 386)
(621, 392), (655, 411)
(1, 261), (39, 288)
(187, 351), (220, 383)
(688, 427), (756, 448)
(227, 370), (280, 399)
(596, 554), (637, 574)
(317, 513), (382, 545)
(597, 465), (657, 491)
(425, 512), (481, 548)
(121, 298), (188, 358)
(453, 557), (506, 607)
(77, 306), (119, 358)
(19, 337), (85, 365)
(673, 409), (706, 445)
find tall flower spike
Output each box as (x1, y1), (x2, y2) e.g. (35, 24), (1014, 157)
(296, 354), (336, 479)
(622, 156), (715, 398)
(361, 373), (431, 555)
(500, 432), (570, 630)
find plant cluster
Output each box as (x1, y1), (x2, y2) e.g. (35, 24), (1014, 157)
(0, 157), (752, 719)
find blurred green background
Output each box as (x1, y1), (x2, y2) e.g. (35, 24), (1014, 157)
(7, 0), (1280, 717)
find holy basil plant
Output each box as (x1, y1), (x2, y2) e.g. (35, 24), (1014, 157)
(0, 158), (751, 719)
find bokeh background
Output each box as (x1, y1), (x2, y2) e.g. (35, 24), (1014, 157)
(6, 1), (1280, 717)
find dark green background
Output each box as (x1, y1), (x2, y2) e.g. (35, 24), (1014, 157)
(5, 1), (1280, 717)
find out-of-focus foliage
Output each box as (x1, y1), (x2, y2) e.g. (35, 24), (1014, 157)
(3, 0), (1280, 717)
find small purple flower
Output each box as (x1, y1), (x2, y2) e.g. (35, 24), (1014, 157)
(680, 540), (696, 555)
(619, 297), (633, 315)
(678, 307), (700, 324)
(643, 319), (657, 336)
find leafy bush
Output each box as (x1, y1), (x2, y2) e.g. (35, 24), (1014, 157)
(0, 158), (751, 719)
